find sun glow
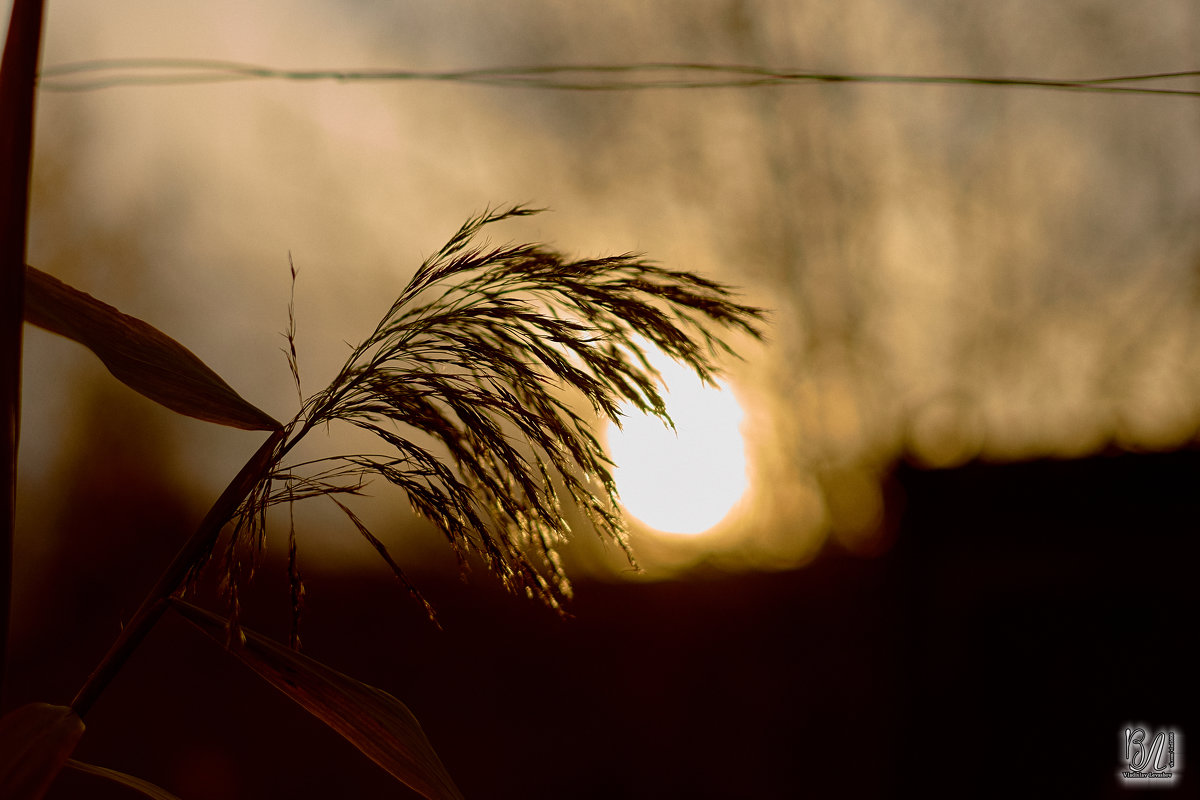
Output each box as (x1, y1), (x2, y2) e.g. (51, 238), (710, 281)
(606, 352), (749, 535)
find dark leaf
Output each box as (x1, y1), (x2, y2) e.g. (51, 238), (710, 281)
(65, 760), (182, 800)
(0, 703), (85, 800)
(1, 0), (48, 701)
(24, 264), (281, 431)
(171, 598), (464, 800)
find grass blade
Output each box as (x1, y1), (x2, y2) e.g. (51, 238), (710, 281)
(171, 598), (465, 800)
(0, 0), (46, 704)
(24, 265), (281, 431)
(64, 760), (182, 800)
(0, 703), (85, 800)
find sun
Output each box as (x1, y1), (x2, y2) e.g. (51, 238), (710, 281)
(606, 351), (749, 535)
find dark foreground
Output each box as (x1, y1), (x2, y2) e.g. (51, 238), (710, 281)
(10, 449), (1198, 798)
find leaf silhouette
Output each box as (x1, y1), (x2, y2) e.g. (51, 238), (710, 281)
(24, 264), (281, 431)
(65, 760), (182, 800)
(0, 703), (85, 800)
(2, 0), (49, 701)
(171, 598), (464, 800)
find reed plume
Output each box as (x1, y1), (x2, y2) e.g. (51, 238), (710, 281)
(214, 206), (765, 626)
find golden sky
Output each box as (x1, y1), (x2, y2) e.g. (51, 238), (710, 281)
(14, 1), (1200, 582)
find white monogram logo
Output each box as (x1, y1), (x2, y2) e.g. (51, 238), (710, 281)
(1119, 724), (1180, 786)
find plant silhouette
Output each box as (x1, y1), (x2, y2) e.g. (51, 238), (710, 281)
(0, 3), (764, 791)
(17, 4), (1188, 798)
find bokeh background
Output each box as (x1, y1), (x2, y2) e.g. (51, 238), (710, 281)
(4, 1), (1199, 797)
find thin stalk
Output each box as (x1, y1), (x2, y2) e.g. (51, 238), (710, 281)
(36, 59), (1200, 98)
(0, 0), (46, 706)
(71, 426), (287, 717)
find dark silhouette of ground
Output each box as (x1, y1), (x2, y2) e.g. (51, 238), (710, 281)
(11, 448), (1198, 798)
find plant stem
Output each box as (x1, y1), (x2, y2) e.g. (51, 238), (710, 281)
(0, 0), (46, 707)
(71, 427), (287, 717)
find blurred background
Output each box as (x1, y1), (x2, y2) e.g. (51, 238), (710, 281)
(4, 1), (1199, 796)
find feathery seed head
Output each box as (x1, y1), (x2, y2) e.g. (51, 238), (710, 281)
(220, 206), (765, 628)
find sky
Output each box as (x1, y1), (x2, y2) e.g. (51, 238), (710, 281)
(12, 2), (1200, 595)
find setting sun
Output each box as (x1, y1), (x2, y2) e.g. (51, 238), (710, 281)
(606, 352), (749, 535)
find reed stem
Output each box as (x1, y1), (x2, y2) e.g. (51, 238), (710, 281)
(0, 0), (46, 706)
(71, 427), (286, 717)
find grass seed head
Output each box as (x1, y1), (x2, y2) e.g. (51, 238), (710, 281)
(219, 206), (765, 627)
